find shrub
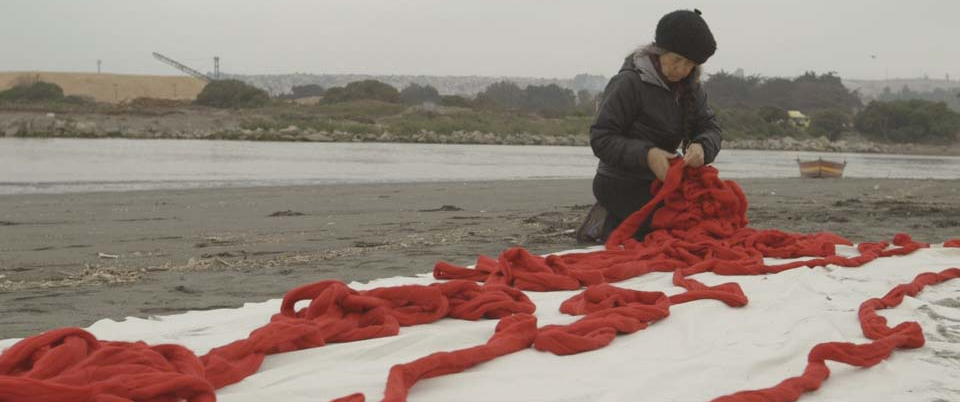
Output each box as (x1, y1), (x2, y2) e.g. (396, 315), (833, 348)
(439, 95), (473, 108)
(475, 81), (525, 110)
(854, 99), (960, 143)
(756, 106), (788, 123)
(400, 83), (441, 105)
(524, 84), (576, 117)
(195, 79), (269, 108)
(0, 81), (65, 102)
(284, 84), (325, 99)
(323, 80), (400, 103)
(809, 110), (851, 141)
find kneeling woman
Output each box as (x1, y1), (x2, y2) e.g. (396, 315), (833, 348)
(589, 9), (723, 242)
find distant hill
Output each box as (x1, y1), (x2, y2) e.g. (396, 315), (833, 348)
(0, 72), (205, 104)
(843, 78), (960, 99)
(0, 71), (609, 102)
(221, 72), (608, 97)
(843, 77), (960, 112)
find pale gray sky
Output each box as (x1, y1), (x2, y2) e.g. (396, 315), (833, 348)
(2, 0), (957, 80)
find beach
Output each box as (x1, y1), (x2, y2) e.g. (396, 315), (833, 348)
(1, 177), (959, 339)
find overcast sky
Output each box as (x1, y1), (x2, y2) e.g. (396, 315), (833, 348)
(2, 0), (957, 80)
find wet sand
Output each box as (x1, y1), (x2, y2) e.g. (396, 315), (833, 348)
(2, 178), (959, 339)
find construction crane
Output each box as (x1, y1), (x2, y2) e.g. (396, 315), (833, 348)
(152, 52), (216, 82)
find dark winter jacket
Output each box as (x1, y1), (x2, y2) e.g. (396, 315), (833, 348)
(590, 53), (722, 180)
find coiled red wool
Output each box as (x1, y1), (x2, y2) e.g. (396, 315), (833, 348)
(0, 280), (536, 402)
(1, 160), (956, 402)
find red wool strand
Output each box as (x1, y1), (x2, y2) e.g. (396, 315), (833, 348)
(1, 160), (956, 402)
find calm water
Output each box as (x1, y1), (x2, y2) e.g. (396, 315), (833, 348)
(1, 138), (958, 195)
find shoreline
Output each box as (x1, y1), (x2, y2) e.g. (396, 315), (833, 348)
(3, 109), (958, 156)
(1, 177), (959, 338)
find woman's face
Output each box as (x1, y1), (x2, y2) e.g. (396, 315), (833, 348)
(659, 52), (698, 82)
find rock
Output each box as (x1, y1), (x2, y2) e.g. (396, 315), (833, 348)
(76, 121), (98, 134)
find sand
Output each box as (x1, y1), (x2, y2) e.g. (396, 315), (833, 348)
(0, 71), (206, 103)
(1, 177), (959, 339)
(2, 245), (958, 401)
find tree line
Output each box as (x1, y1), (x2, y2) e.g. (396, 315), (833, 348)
(277, 80), (597, 117)
(702, 71), (960, 144)
(3, 74), (957, 145)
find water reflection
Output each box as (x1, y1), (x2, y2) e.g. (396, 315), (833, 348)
(1, 138), (957, 194)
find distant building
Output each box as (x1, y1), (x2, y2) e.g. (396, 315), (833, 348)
(787, 110), (810, 128)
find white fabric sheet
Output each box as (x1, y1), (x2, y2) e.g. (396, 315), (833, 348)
(3, 245), (959, 402)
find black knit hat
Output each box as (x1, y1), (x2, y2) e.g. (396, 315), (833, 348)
(655, 9), (716, 64)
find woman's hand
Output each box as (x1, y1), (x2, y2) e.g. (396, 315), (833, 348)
(647, 147), (676, 181)
(683, 143), (705, 167)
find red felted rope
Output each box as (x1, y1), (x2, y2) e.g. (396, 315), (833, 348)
(385, 314), (537, 402)
(3, 159), (956, 402)
(330, 314), (538, 402)
(434, 162), (933, 302)
(0, 280), (535, 402)
(534, 284), (671, 355)
(0, 327), (217, 402)
(711, 268), (960, 402)
(430, 161), (953, 400)
(532, 279), (748, 356)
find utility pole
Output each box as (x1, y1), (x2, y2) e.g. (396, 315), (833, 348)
(113, 84), (119, 102)
(97, 59), (101, 74)
(172, 83), (177, 98)
(214, 56), (220, 80)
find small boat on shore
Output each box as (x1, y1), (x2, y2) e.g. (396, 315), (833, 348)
(797, 157), (846, 178)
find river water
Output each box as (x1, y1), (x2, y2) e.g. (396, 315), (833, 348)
(1, 138), (958, 195)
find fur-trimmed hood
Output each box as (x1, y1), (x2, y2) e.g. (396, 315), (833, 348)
(620, 44), (702, 90)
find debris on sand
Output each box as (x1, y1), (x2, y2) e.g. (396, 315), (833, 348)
(353, 241), (389, 248)
(194, 236), (241, 248)
(269, 210), (306, 217)
(418, 205), (464, 212)
(0, 265), (143, 291)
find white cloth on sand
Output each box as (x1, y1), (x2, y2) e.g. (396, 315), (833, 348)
(2, 245), (959, 402)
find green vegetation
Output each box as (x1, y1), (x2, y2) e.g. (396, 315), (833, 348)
(474, 82), (584, 117)
(239, 99), (591, 138)
(705, 71), (863, 141)
(808, 110), (852, 141)
(400, 83), (441, 105)
(278, 84), (325, 99)
(703, 71), (958, 144)
(439, 95), (472, 108)
(855, 99), (960, 144)
(704, 71), (862, 112)
(2, 75), (956, 147)
(195, 79), (269, 108)
(714, 108), (804, 140)
(324, 80), (400, 103)
(381, 109), (590, 136)
(0, 81), (65, 103)
(877, 85), (960, 113)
